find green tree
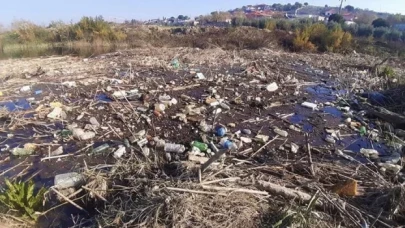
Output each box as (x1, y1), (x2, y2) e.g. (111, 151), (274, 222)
(372, 18), (390, 28)
(304, 2), (309, 6)
(329, 14), (345, 24)
(295, 2), (303, 8)
(345, 5), (355, 12)
(386, 30), (402, 41)
(373, 27), (388, 39)
(355, 12), (378, 25)
(357, 24), (374, 37)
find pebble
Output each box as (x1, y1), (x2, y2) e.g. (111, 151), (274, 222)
(227, 123), (236, 128)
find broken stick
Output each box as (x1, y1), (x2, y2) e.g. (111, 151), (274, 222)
(257, 180), (321, 205)
(200, 149), (228, 172)
(202, 185), (269, 195)
(305, 133), (315, 176)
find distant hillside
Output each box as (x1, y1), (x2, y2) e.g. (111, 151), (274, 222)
(229, 3), (393, 18)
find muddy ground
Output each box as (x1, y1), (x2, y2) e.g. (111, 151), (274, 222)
(0, 47), (404, 227)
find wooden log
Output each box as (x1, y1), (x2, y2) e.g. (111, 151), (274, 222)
(257, 181), (319, 204)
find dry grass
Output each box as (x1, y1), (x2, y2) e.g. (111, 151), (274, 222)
(67, 146), (405, 228)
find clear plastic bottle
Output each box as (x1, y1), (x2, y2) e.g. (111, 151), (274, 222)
(164, 143), (186, 153)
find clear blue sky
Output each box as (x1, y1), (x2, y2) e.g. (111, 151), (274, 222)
(0, 0), (404, 26)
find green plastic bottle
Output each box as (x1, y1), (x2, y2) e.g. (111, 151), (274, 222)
(191, 141), (208, 152)
(359, 126), (367, 136)
(92, 144), (110, 154)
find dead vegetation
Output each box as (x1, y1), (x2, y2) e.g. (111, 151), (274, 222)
(60, 145), (404, 228)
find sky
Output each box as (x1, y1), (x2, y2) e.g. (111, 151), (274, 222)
(0, 0), (404, 26)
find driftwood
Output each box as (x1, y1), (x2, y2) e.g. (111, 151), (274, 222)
(257, 181), (320, 204)
(201, 185), (269, 195)
(361, 102), (405, 125)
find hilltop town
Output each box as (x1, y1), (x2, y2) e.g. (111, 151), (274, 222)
(141, 2), (404, 30)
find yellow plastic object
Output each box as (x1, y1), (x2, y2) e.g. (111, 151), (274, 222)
(50, 102), (63, 108)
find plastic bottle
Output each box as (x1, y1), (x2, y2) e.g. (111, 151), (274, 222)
(274, 128), (288, 137)
(54, 172), (84, 189)
(164, 143), (186, 153)
(301, 102), (318, 110)
(215, 126), (227, 137)
(220, 102), (231, 110)
(191, 141), (208, 152)
(359, 126), (367, 136)
(222, 140), (238, 150)
(92, 144), (110, 154)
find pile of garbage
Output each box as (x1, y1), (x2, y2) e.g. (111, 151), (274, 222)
(0, 52), (404, 227)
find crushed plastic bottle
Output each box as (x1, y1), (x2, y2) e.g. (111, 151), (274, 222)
(54, 172), (84, 189)
(113, 146), (126, 158)
(62, 81), (77, 88)
(360, 148), (379, 159)
(72, 128), (95, 141)
(164, 143), (186, 153)
(20, 86), (31, 92)
(199, 121), (212, 133)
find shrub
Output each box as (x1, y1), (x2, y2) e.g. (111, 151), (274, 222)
(291, 23), (352, 52)
(3, 20), (53, 44)
(276, 20), (291, 31)
(0, 179), (46, 221)
(379, 66), (395, 78)
(69, 16), (127, 42)
(329, 14), (345, 24)
(265, 20), (276, 30)
(373, 27), (389, 39)
(402, 31), (405, 42)
(357, 24), (374, 37)
(343, 23), (358, 35)
(324, 25), (352, 52)
(386, 30), (402, 42)
(292, 27), (315, 52)
(372, 18), (390, 28)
